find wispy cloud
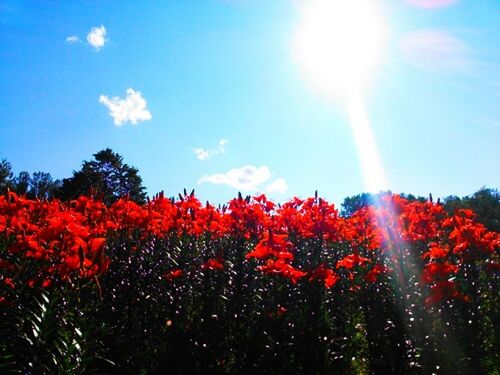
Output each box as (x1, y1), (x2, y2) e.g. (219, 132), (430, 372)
(198, 165), (272, 191)
(266, 178), (288, 194)
(99, 88), (152, 126)
(194, 148), (210, 161)
(199, 165), (288, 194)
(87, 25), (107, 50)
(65, 35), (80, 44)
(399, 30), (468, 72)
(193, 139), (228, 161)
(406, 0), (457, 9)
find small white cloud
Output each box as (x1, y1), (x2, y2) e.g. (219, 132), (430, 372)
(99, 88), (152, 126)
(266, 178), (288, 194)
(218, 138), (228, 149)
(194, 148), (211, 161)
(87, 25), (107, 50)
(65, 35), (80, 43)
(198, 165), (271, 191)
(193, 138), (228, 161)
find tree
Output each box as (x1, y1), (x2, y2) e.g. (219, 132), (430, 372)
(340, 192), (374, 217)
(444, 187), (500, 232)
(399, 193), (427, 203)
(0, 158), (14, 194)
(57, 148), (146, 205)
(13, 171), (30, 196)
(9, 170), (60, 200)
(341, 191), (430, 217)
(30, 172), (61, 200)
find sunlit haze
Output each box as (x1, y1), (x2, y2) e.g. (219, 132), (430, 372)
(295, 0), (389, 193)
(294, 0), (387, 95)
(345, 89), (388, 192)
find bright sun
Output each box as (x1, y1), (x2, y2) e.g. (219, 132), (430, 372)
(294, 0), (387, 96)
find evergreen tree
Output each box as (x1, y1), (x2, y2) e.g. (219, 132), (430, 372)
(13, 171), (30, 196)
(57, 148), (146, 205)
(0, 158), (14, 194)
(30, 172), (61, 200)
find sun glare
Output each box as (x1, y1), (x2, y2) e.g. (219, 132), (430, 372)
(346, 89), (388, 192)
(294, 0), (387, 95)
(294, 0), (389, 193)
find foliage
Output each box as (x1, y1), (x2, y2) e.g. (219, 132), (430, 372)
(12, 171), (61, 200)
(0, 159), (61, 200)
(0, 190), (498, 374)
(57, 148), (146, 205)
(12, 171), (30, 196)
(341, 192), (374, 217)
(444, 187), (500, 233)
(341, 191), (427, 217)
(0, 159), (14, 194)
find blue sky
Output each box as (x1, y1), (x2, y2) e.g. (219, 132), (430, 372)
(0, 0), (499, 205)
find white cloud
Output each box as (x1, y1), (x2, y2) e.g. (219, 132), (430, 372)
(87, 25), (107, 50)
(198, 165), (271, 191)
(219, 138), (228, 149)
(265, 178), (288, 194)
(65, 35), (80, 43)
(193, 138), (228, 161)
(99, 88), (152, 126)
(194, 148), (211, 161)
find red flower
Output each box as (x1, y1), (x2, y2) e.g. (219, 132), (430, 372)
(41, 279), (52, 288)
(246, 232), (293, 260)
(425, 280), (468, 305)
(65, 254), (81, 270)
(89, 237), (106, 253)
(3, 277), (15, 289)
(163, 269), (184, 281)
(277, 306), (287, 317)
(422, 262), (458, 284)
(422, 243), (449, 260)
(365, 264), (387, 283)
(336, 253), (370, 270)
(258, 259), (307, 284)
(201, 259), (224, 271)
(309, 264), (339, 288)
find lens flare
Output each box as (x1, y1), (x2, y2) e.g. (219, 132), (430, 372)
(345, 89), (388, 192)
(294, 0), (387, 96)
(294, 0), (388, 193)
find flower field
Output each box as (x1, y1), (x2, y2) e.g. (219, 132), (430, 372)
(0, 191), (499, 374)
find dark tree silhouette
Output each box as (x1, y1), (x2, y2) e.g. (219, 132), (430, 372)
(13, 171), (30, 196)
(340, 192), (374, 217)
(57, 148), (146, 205)
(0, 158), (14, 194)
(30, 172), (61, 200)
(444, 187), (500, 232)
(341, 191), (428, 217)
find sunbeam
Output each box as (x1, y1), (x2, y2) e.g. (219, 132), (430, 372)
(345, 89), (388, 192)
(294, 0), (389, 192)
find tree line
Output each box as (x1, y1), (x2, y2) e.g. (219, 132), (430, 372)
(0, 148), (146, 205)
(0, 148), (498, 231)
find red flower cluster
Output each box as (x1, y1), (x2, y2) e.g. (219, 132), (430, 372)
(309, 264), (339, 288)
(1, 193), (111, 288)
(1, 191), (498, 306)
